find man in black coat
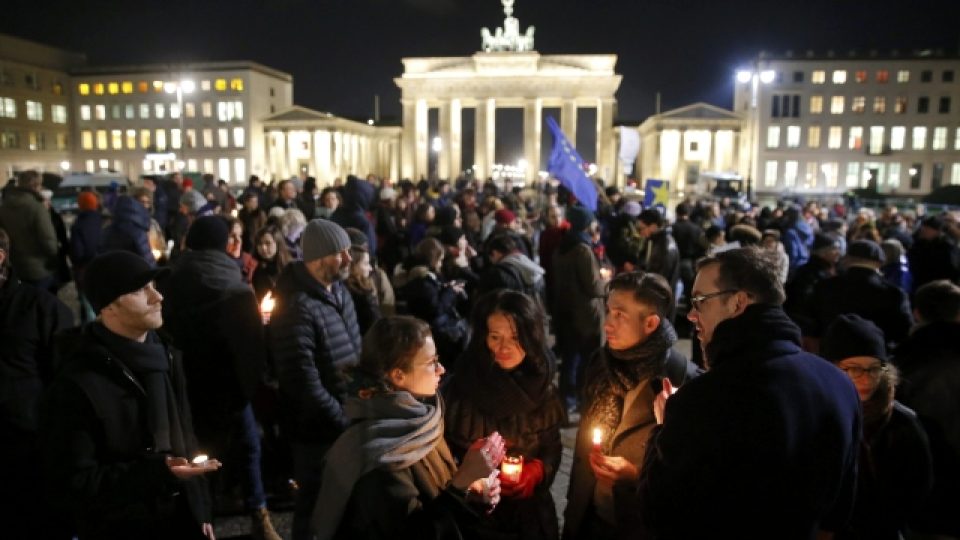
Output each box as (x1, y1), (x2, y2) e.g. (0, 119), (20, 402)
(269, 219), (361, 540)
(670, 203), (705, 302)
(639, 247), (861, 539)
(158, 216), (280, 540)
(0, 228), (74, 539)
(893, 280), (960, 538)
(636, 209), (680, 319)
(40, 251), (219, 539)
(907, 215), (960, 294)
(784, 232), (840, 341)
(806, 239), (913, 351)
(332, 175), (378, 262)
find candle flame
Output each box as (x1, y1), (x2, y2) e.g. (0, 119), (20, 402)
(592, 427), (603, 445)
(151, 248), (162, 260)
(191, 454), (208, 464)
(260, 292), (275, 314)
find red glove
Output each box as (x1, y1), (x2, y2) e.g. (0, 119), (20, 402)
(501, 458), (544, 499)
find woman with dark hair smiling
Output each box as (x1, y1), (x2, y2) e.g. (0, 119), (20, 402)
(313, 316), (505, 540)
(443, 290), (565, 540)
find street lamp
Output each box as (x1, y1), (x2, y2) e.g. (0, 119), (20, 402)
(736, 65), (774, 200)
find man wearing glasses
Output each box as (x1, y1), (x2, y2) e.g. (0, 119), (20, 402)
(637, 247), (862, 539)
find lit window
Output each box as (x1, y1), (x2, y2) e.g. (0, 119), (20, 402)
(854, 70), (867, 83)
(869, 126), (885, 154)
(50, 82), (62, 96)
(876, 70), (889, 83)
(809, 95), (823, 114)
(786, 126), (801, 148)
(56, 133), (68, 150)
(832, 70), (847, 84)
(784, 161), (798, 187)
(201, 80), (211, 91)
(808, 126), (821, 148)
(121, 81), (133, 94)
(823, 162), (839, 188)
(137, 81), (149, 93)
(111, 105), (121, 119)
(913, 127), (927, 150)
(955, 128), (960, 150)
(111, 129), (122, 150)
(170, 103), (180, 119)
(230, 78), (244, 92)
(107, 82), (119, 95)
(171, 128), (181, 150)
(93, 83), (105, 95)
(140, 104), (150, 119)
(153, 81), (164, 93)
(811, 70), (826, 84)
(95, 105), (105, 120)
(764, 161), (778, 187)
(79, 105), (91, 121)
(897, 70), (909, 83)
(933, 127), (947, 150)
(214, 79), (227, 92)
(894, 97), (907, 114)
(233, 127), (245, 148)
(891, 126), (906, 150)
(848, 126), (863, 150)
(96, 130), (108, 150)
(125, 104), (135, 119)
(155, 103), (165, 119)
(219, 158), (231, 183)
(851, 96), (865, 113)
(184, 102), (196, 118)
(234, 159), (246, 184)
(0, 97), (15, 118)
(830, 96), (844, 114)
(25, 100), (43, 121)
(52, 104), (67, 124)
(126, 129), (136, 149)
(202, 129), (213, 148)
(140, 129), (151, 149)
(185, 129), (196, 148)
(873, 97), (886, 114)
(766, 126), (780, 148)
(828, 126), (843, 149)
(155, 129), (167, 151)
(78, 83), (90, 95)
(81, 130), (93, 150)
(951, 163), (960, 185)
(846, 162), (860, 187)
(888, 163), (901, 188)
(202, 102), (212, 118)
(218, 128), (229, 147)
(805, 162), (819, 188)
(234, 101), (243, 120)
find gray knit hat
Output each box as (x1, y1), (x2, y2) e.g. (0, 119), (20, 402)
(180, 190), (207, 214)
(301, 219), (350, 262)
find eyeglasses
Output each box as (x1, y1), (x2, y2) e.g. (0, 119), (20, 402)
(420, 355), (442, 371)
(689, 289), (738, 311)
(840, 365), (887, 379)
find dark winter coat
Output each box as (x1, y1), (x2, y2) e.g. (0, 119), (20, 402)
(784, 255), (835, 335)
(0, 270), (73, 436)
(640, 228), (680, 297)
(443, 348), (565, 540)
(252, 259), (283, 302)
(0, 186), (59, 281)
(907, 235), (960, 293)
(638, 304), (861, 539)
(100, 195), (155, 266)
(238, 207), (267, 253)
(332, 176), (377, 260)
(806, 266), (913, 346)
(782, 218), (814, 273)
(552, 238), (605, 342)
(269, 262), (361, 443)
(40, 325), (210, 539)
(158, 249), (266, 428)
(69, 210), (104, 271)
(347, 285), (381, 337)
(670, 218), (705, 260)
(396, 266), (467, 366)
(893, 321), (960, 536)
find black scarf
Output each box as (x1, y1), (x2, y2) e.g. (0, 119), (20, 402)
(583, 320), (678, 452)
(91, 322), (186, 456)
(455, 346), (555, 419)
(705, 303), (802, 370)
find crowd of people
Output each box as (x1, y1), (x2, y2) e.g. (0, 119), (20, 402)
(1, 166), (959, 540)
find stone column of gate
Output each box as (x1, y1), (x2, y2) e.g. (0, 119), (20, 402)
(708, 129), (717, 174)
(523, 98), (543, 184)
(561, 100), (578, 144)
(474, 98), (496, 181)
(596, 98), (617, 182)
(448, 99), (462, 180)
(401, 99), (415, 180)
(414, 99), (429, 181)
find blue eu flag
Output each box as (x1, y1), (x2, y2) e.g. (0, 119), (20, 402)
(644, 179), (670, 208)
(546, 117), (598, 212)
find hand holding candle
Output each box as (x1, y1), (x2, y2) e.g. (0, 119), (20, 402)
(260, 291), (275, 325)
(592, 427), (604, 450)
(500, 455), (523, 484)
(166, 454), (222, 479)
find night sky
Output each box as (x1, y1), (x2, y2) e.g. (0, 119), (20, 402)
(3, 0), (959, 162)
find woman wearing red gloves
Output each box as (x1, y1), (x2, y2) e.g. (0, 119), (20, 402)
(443, 290), (565, 540)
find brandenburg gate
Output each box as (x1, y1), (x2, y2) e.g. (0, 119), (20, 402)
(395, 0), (623, 183)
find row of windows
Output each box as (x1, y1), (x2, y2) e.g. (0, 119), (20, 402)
(0, 69), (65, 95)
(76, 78), (245, 96)
(767, 125), (960, 152)
(772, 94), (953, 117)
(762, 160), (960, 191)
(77, 101), (244, 123)
(779, 68), (956, 85)
(0, 96), (68, 123)
(87, 157), (247, 184)
(78, 127), (245, 151)
(0, 130), (69, 150)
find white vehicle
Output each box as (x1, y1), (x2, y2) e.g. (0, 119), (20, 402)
(52, 172), (132, 214)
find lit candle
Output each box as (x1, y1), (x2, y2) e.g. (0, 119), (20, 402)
(260, 291), (275, 324)
(599, 268), (612, 280)
(500, 455), (523, 483)
(592, 427), (603, 449)
(151, 248), (162, 261)
(191, 454), (208, 465)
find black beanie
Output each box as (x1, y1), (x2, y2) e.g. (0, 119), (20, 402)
(439, 225), (465, 247)
(821, 314), (887, 363)
(185, 215), (230, 251)
(435, 206), (458, 227)
(84, 251), (169, 313)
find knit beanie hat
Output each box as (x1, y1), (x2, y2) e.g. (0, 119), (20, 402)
(494, 208), (516, 225)
(83, 251), (168, 313)
(180, 190), (207, 214)
(439, 225), (465, 247)
(301, 219), (350, 262)
(434, 206), (459, 227)
(812, 233), (838, 251)
(185, 215), (230, 251)
(77, 191), (99, 211)
(846, 239), (885, 264)
(623, 201), (642, 218)
(566, 206), (595, 233)
(345, 227), (368, 249)
(821, 314), (887, 363)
